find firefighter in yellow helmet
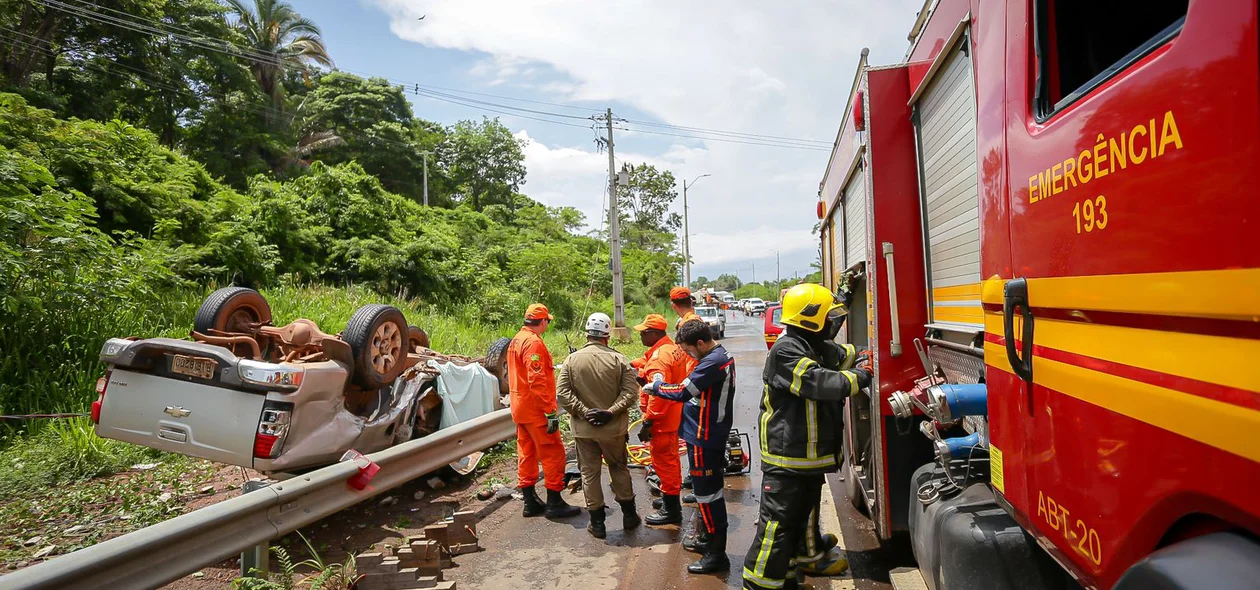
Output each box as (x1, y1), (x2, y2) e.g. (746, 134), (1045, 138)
(742, 283), (871, 590)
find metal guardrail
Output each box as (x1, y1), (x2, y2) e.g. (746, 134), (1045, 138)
(0, 409), (516, 590)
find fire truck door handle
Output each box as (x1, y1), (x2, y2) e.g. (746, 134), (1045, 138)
(1003, 278), (1034, 384)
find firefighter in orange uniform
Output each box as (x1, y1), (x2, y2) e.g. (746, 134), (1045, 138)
(632, 314), (689, 526)
(670, 286), (703, 333)
(508, 303), (581, 519)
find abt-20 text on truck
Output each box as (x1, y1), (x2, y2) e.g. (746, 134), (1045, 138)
(817, 1), (1260, 589)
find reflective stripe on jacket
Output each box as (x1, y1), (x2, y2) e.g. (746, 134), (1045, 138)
(758, 332), (864, 475)
(647, 345), (735, 449)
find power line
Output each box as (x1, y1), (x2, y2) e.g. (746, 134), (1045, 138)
(0, 29), (292, 124)
(36, 0), (601, 132)
(614, 124), (831, 151)
(410, 86), (595, 120)
(621, 118), (832, 146)
(33, 0), (836, 151)
(411, 88), (596, 129)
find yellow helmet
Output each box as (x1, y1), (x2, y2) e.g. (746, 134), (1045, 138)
(780, 283), (846, 332)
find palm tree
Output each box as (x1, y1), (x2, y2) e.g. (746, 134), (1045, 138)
(225, 0), (333, 113)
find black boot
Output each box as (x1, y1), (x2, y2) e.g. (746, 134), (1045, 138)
(645, 494), (682, 526)
(682, 493), (696, 504)
(544, 488), (581, 519)
(682, 528), (710, 554)
(652, 497), (664, 510)
(618, 499), (641, 530)
(686, 532), (729, 574)
(520, 486), (545, 517)
(587, 506), (607, 539)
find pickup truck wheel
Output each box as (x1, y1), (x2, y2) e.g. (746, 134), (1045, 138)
(193, 287), (272, 334)
(408, 325), (431, 351)
(484, 337), (511, 397)
(344, 304), (408, 389)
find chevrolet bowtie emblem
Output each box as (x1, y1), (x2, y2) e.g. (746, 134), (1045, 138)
(164, 406), (191, 418)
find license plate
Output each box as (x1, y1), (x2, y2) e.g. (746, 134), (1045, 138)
(171, 354), (216, 379)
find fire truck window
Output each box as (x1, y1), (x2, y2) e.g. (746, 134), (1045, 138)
(1035, 0), (1187, 116)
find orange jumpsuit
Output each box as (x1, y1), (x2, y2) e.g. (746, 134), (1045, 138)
(507, 328), (566, 492)
(637, 336), (691, 495)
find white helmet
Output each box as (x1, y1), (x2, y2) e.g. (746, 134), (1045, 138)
(585, 312), (612, 337)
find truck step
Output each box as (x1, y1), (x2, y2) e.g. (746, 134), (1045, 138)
(890, 567), (928, 590)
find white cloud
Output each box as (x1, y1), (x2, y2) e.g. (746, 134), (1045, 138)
(370, 0), (921, 276)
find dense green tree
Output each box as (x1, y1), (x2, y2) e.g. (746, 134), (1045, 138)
(293, 72), (434, 200)
(446, 117), (526, 211)
(616, 163), (681, 252)
(711, 273), (743, 292)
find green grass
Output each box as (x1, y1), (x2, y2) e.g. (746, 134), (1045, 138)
(0, 452), (216, 565)
(0, 418), (166, 501)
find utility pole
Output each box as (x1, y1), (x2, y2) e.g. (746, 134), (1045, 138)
(600, 108), (629, 340)
(775, 250), (781, 290)
(420, 151), (431, 206)
(682, 174), (710, 289)
(751, 262), (757, 300)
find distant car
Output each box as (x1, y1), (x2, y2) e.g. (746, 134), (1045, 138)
(764, 304), (783, 349)
(696, 305), (726, 339)
(747, 298), (766, 316)
(92, 287), (501, 476)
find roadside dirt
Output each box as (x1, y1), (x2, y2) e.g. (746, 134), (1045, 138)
(161, 455), (518, 589)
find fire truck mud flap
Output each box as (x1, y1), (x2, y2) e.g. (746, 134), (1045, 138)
(1113, 532), (1260, 590)
(907, 463), (1075, 590)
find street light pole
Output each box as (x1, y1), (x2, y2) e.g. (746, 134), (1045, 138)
(682, 173), (710, 288)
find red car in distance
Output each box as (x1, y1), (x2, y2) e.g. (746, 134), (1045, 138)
(763, 304), (782, 350)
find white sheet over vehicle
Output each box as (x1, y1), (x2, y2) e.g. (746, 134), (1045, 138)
(427, 360), (498, 429)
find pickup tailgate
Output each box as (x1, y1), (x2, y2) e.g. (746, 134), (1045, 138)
(94, 338), (266, 468)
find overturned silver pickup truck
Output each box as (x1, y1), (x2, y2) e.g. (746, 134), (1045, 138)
(91, 287), (510, 476)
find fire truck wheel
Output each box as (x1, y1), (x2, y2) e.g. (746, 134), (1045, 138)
(193, 287), (272, 335)
(1114, 532), (1260, 590)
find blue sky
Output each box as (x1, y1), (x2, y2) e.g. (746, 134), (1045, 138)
(296, 0), (921, 283)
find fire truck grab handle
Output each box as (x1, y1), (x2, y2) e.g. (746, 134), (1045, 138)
(882, 242), (902, 357)
(1002, 278), (1034, 384)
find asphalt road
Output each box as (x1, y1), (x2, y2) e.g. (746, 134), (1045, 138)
(446, 314), (901, 589)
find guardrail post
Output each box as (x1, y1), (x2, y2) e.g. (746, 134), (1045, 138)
(239, 480), (271, 578)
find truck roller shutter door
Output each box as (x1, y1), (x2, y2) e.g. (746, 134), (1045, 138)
(916, 38), (981, 329)
(843, 171), (867, 269)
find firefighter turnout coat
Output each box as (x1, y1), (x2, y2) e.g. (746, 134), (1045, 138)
(758, 330), (867, 474)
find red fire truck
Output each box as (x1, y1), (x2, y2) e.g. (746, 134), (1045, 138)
(819, 1), (1260, 589)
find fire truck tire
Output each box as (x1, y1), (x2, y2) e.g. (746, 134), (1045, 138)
(1114, 532), (1260, 590)
(844, 461), (869, 516)
(193, 287), (272, 334)
(485, 337), (511, 397)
